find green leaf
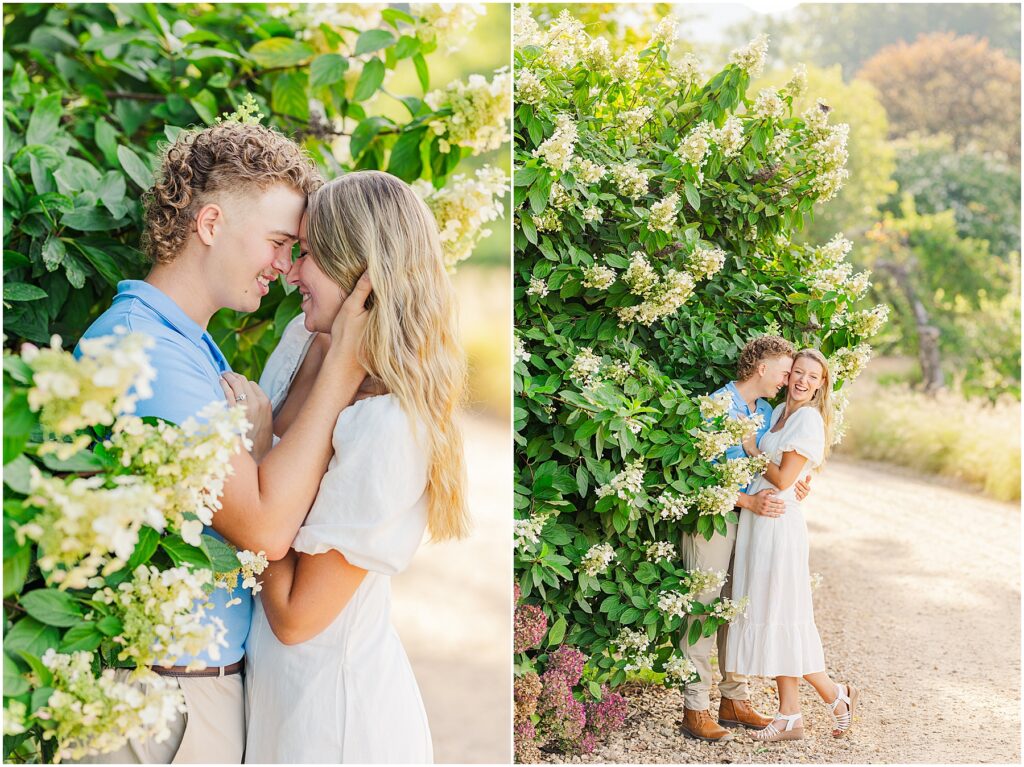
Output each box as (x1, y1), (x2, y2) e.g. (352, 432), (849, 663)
(59, 622), (104, 652)
(354, 58), (386, 101)
(4, 618), (60, 658)
(40, 449), (104, 473)
(96, 615), (123, 637)
(271, 72), (309, 121)
(684, 182), (701, 211)
(161, 535), (213, 571)
(248, 37), (314, 68)
(21, 589), (84, 628)
(2, 455), (34, 489)
(354, 29), (395, 56)
(309, 53), (348, 88)
(4, 652), (29, 696)
(386, 128), (425, 182)
(3, 283), (48, 301)
(117, 145), (154, 189)
(3, 547), (31, 597)
(394, 35), (420, 59)
(189, 88), (219, 125)
(75, 243), (125, 286)
(687, 618), (703, 646)
(61, 207), (122, 232)
(127, 525), (160, 569)
(202, 534), (240, 574)
(26, 92), (63, 147)
(41, 235), (66, 272)
(547, 615), (567, 645)
(349, 116), (391, 160)
(412, 52), (429, 92)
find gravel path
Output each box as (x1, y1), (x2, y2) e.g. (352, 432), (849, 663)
(547, 458), (1021, 764)
(392, 414), (512, 764)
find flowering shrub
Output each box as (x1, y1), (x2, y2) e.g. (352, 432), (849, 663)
(513, 7), (885, 759)
(2, 334), (263, 761)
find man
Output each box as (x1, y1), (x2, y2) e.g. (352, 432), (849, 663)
(680, 335), (812, 743)
(77, 122), (370, 763)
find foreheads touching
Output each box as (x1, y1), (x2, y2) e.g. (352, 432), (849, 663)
(736, 334), (796, 393)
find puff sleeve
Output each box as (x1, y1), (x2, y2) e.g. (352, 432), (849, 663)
(777, 406), (825, 470)
(291, 396), (429, 575)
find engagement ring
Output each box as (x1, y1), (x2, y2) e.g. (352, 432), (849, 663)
(235, 394), (247, 402)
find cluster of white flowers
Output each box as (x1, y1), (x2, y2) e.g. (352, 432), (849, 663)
(569, 347), (603, 388)
(645, 541), (677, 563)
(36, 650), (186, 762)
(810, 572), (824, 591)
(582, 205), (603, 224)
(650, 16), (678, 49)
(752, 87), (786, 120)
(693, 429), (734, 461)
(23, 332), (156, 449)
(617, 250), (703, 327)
(105, 400), (251, 546)
(710, 595), (749, 622)
(698, 391), (732, 421)
(584, 36), (613, 71)
(3, 700), (27, 736)
(670, 53), (703, 89)
(582, 263), (617, 290)
(612, 50), (640, 81)
(649, 192), (680, 234)
(769, 128), (792, 160)
(515, 68), (545, 105)
(217, 549), (270, 602)
(514, 513), (546, 550)
(19, 469), (165, 590)
(657, 590), (693, 619)
(830, 343), (873, 383)
(514, 335), (532, 365)
(96, 565), (227, 672)
(664, 654), (698, 684)
(596, 459), (645, 503)
(678, 121), (714, 183)
(801, 102), (850, 201)
(807, 232), (853, 269)
(622, 252), (659, 296)
(513, 4), (543, 49)
(830, 388), (850, 446)
(657, 491), (688, 521)
(713, 116), (745, 158)
(717, 454), (770, 488)
(425, 68), (511, 155)
(540, 9), (588, 69)
(532, 208), (561, 232)
(610, 162), (649, 199)
(413, 165), (508, 270)
(613, 627), (650, 655)
(526, 276), (549, 297)
(579, 542), (616, 576)
(533, 114), (578, 172)
(411, 3), (486, 52)
(549, 182), (574, 210)
(834, 305), (890, 338)
(683, 568), (727, 598)
(619, 106), (653, 133)
(291, 4), (384, 42)
(689, 245), (727, 281)
(574, 158), (606, 184)
(605, 361), (633, 385)
(783, 63), (808, 98)
(729, 33), (769, 77)
(692, 484), (740, 517)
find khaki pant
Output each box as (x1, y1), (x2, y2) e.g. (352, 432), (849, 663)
(74, 670), (244, 764)
(680, 520), (749, 710)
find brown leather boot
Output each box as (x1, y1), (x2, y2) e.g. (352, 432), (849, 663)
(718, 697), (775, 729)
(681, 708), (734, 742)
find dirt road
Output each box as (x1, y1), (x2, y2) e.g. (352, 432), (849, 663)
(392, 414), (512, 764)
(551, 458), (1021, 764)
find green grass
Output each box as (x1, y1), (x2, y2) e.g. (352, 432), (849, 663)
(837, 379), (1021, 502)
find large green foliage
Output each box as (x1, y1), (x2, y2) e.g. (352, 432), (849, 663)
(3, 3), (500, 378)
(513, 10), (880, 698)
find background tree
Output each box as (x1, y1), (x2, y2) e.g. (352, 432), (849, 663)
(858, 32), (1021, 164)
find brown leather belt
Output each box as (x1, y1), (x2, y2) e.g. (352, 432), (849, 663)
(150, 659), (244, 678)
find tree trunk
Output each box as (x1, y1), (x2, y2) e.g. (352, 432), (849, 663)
(876, 259), (945, 393)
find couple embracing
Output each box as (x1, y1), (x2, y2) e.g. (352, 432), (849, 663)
(78, 122), (465, 763)
(680, 336), (859, 743)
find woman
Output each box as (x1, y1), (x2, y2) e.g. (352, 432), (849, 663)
(241, 171), (468, 763)
(724, 348), (858, 742)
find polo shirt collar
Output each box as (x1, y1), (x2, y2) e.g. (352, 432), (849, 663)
(725, 381), (754, 416)
(115, 280), (208, 346)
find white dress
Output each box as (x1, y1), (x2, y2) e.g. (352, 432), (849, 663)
(244, 316), (433, 764)
(725, 404), (827, 678)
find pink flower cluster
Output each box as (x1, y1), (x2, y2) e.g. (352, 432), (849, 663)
(536, 667), (586, 749)
(514, 581), (548, 654)
(584, 686), (628, 741)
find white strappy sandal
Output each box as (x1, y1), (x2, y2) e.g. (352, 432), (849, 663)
(829, 682), (859, 738)
(748, 712), (804, 742)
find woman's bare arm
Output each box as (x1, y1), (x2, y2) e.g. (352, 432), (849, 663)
(762, 450), (809, 491)
(259, 549), (368, 645)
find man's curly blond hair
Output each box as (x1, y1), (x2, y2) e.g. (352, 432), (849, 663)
(736, 335), (796, 381)
(142, 123), (322, 264)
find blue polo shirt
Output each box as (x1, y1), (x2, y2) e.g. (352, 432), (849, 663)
(77, 280), (250, 667)
(712, 381), (774, 493)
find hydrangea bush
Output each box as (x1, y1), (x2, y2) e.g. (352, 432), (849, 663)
(513, 8), (885, 759)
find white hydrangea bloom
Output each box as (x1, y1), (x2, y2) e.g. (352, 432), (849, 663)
(664, 654), (698, 684)
(532, 114), (578, 172)
(514, 335), (532, 365)
(710, 595), (749, 621)
(582, 263), (616, 290)
(830, 343), (873, 383)
(698, 391), (732, 421)
(579, 542), (616, 576)
(610, 163), (649, 198)
(657, 590), (693, 618)
(411, 3), (486, 52)
(645, 540), (677, 564)
(514, 514), (546, 550)
(569, 347), (603, 387)
(513, 4), (542, 49)
(582, 205), (603, 224)
(713, 116), (745, 158)
(425, 68), (511, 156)
(651, 16), (678, 49)
(532, 209), (561, 233)
(693, 429), (734, 461)
(583, 37), (613, 71)
(692, 484), (740, 517)
(729, 33), (769, 77)
(526, 276), (549, 297)
(541, 10), (588, 69)
(783, 63), (808, 98)
(689, 245), (727, 281)
(670, 53), (703, 88)
(613, 627), (651, 654)
(574, 158), (606, 184)
(752, 87), (785, 120)
(619, 106), (653, 133)
(605, 361), (633, 385)
(649, 192), (680, 234)
(682, 568), (727, 598)
(833, 304), (890, 338)
(612, 50), (639, 81)
(515, 68), (545, 106)
(215, 549), (270, 597)
(595, 459), (645, 502)
(658, 491), (688, 521)
(623, 252), (659, 297)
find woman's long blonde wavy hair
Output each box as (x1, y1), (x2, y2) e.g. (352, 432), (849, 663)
(306, 171), (468, 541)
(793, 348), (834, 463)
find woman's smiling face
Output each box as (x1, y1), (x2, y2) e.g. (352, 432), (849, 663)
(787, 356), (824, 404)
(287, 212), (348, 334)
